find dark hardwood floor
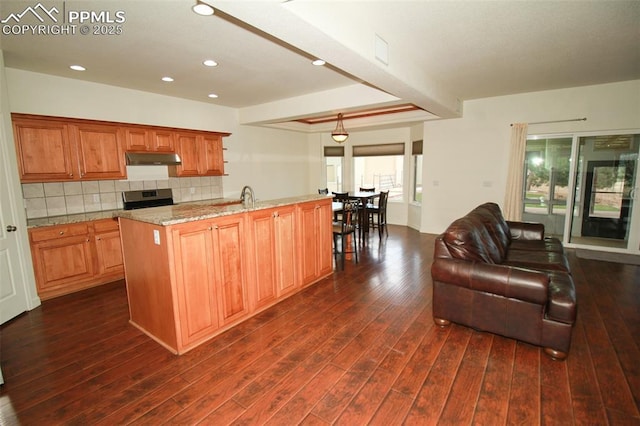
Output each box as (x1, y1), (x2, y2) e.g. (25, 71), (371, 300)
(1, 225), (639, 425)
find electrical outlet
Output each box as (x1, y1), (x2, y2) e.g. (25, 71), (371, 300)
(153, 229), (160, 245)
(190, 187), (196, 194)
(93, 194), (100, 203)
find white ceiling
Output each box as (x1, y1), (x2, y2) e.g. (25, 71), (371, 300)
(1, 0), (639, 129)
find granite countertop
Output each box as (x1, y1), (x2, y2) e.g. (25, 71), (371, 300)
(26, 197), (242, 228)
(115, 194), (330, 226)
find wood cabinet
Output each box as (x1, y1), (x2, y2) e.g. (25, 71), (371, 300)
(94, 219), (124, 276)
(13, 116), (76, 182)
(169, 131), (225, 177)
(299, 200), (333, 285)
(170, 214), (248, 348)
(13, 114), (126, 182)
(69, 122), (126, 180)
(119, 197), (332, 355)
(248, 205), (298, 310)
(124, 126), (175, 152)
(28, 218), (124, 300)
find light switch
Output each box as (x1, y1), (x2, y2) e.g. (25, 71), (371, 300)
(153, 229), (160, 245)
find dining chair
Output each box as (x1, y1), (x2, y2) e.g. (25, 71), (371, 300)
(331, 191), (349, 201)
(332, 200), (359, 269)
(367, 190), (389, 238)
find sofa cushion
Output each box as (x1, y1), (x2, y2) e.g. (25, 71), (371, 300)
(504, 249), (570, 273)
(469, 204), (511, 259)
(443, 217), (503, 263)
(510, 237), (565, 253)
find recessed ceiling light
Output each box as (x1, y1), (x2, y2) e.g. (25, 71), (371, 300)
(312, 59), (326, 66)
(161, 76), (174, 82)
(192, 1), (214, 16)
(70, 65), (86, 71)
(203, 59), (218, 67)
(208, 93), (219, 99)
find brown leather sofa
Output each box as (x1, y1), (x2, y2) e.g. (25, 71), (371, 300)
(431, 202), (577, 360)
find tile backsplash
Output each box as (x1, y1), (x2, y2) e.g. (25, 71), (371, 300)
(22, 176), (223, 219)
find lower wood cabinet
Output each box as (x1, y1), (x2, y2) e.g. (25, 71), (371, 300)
(119, 197), (333, 355)
(248, 205), (298, 310)
(298, 200), (333, 285)
(171, 214), (249, 348)
(29, 218), (124, 300)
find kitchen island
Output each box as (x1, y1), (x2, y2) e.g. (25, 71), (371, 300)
(116, 194), (333, 354)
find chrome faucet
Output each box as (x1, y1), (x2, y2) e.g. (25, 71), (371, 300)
(240, 185), (255, 207)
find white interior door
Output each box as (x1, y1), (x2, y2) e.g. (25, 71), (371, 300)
(0, 113), (30, 324)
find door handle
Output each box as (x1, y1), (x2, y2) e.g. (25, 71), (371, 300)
(6, 225), (17, 232)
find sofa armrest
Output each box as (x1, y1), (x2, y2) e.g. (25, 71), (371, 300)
(431, 258), (549, 305)
(507, 221), (545, 240)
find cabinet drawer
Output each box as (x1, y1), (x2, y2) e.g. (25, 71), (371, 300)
(93, 218), (120, 233)
(30, 223), (89, 242)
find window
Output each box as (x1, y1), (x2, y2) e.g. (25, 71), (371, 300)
(353, 143), (404, 201)
(323, 146), (343, 193)
(412, 140), (423, 203)
(523, 137), (572, 215)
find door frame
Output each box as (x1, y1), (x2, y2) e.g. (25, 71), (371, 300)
(562, 130), (640, 254)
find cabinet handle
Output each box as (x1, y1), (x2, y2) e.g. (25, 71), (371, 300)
(6, 225), (17, 232)
(59, 231), (64, 235)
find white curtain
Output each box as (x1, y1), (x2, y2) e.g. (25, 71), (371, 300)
(503, 123), (528, 221)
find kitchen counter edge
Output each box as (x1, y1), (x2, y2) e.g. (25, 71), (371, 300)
(114, 194), (331, 226)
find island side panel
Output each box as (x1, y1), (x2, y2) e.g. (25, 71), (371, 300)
(119, 218), (178, 353)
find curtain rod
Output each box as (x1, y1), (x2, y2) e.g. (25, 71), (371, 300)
(510, 117), (587, 126)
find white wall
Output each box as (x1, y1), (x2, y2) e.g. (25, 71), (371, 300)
(421, 80), (640, 234)
(5, 68), (312, 202)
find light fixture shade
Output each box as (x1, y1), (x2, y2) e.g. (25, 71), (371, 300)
(192, 1), (214, 16)
(331, 113), (349, 143)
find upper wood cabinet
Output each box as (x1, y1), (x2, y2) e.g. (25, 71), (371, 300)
(13, 114), (126, 182)
(13, 116), (77, 181)
(12, 113), (229, 183)
(69, 123), (126, 180)
(124, 126), (175, 153)
(169, 131), (225, 177)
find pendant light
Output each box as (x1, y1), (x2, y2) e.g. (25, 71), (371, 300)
(331, 113), (349, 143)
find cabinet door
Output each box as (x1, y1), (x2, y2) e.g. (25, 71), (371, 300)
(299, 201), (333, 285)
(274, 206), (298, 296)
(172, 222), (220, 346)
(13, 117), (76, 182)
(248, 209), (278, 309)
(94, 230), (124, 276)
(124, 127), (151, 151)
(171, 133), (200, 176)
(299, 203), (320, 285)
(212, 215), (249, 325)
(150, 129), (175, 152)
(70, 123), (126, 179)
(316, 202), (334, 277)
(200, 134), (224, 176)
(31, 235), (94, 293)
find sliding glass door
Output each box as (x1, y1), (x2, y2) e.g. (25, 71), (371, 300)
(567, 133), (640, 251)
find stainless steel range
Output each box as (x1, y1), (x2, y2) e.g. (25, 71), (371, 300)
(122, 189), (174, 210)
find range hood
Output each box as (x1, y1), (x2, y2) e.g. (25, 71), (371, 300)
(125, 152), (182, 166)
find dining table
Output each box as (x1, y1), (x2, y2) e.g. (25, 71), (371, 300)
(332, 191), (381, 242)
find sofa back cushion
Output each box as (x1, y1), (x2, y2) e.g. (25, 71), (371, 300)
(442, 216), (503, 264)
(470, 203), (511, 259)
